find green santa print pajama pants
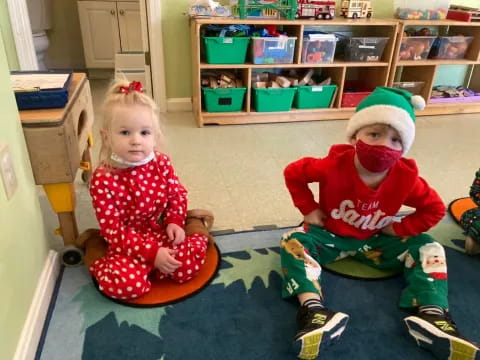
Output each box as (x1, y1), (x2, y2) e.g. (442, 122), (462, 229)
(280, 224), (449, 309)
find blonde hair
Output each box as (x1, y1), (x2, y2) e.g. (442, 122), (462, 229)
(99, 78), (163, 168)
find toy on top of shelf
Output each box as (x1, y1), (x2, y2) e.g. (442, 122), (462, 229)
(295, 0), (336, 20)
(188, 0), (232, 17)
(230, 0), (298, 19)
(393, 0), (449, 19)
(448, 4), (480, 22)
(340, 0), (372, 18)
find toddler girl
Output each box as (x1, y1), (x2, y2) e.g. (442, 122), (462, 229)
(89, 80), (213, 300)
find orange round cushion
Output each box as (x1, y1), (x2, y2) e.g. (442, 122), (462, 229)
(448, 197), (477, 225)
(84, 236), (220, 307)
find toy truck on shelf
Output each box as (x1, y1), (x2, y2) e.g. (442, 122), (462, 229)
(341, 0), (372, 18)
(295, 0), (336, 19)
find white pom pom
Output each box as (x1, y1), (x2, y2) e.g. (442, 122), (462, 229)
(411, 95), (426, 110)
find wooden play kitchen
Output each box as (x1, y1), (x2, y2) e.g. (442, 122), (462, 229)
(191, 18), (480, 126)
(18, 73), (94, 265)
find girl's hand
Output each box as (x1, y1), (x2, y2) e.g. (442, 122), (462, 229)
(154, 247), (182, 274)
(166, 223), (186, 246)
(304, 209), (326, 227)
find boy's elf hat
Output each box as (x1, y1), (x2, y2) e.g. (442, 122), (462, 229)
(345, 86), (426, 155)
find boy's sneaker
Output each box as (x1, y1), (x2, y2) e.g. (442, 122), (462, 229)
(295, 306), (349, 359)
(465, 236), (480, 255)
(404, 312), (480, 360)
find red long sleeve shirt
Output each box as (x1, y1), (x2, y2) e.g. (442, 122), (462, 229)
(284, 145), (446, 240)
(90, 152), (188, 264)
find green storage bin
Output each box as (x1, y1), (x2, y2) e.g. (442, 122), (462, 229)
(203, 37), (250, 64)
(294, 85), (337, 109)
(253, 87), (297, 112)
(203, 87), (246, 112)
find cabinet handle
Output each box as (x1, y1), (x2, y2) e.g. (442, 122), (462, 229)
(110, 9), (115, 15)
(119, 9), (125, 15)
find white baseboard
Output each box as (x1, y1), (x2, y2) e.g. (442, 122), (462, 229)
(14, 250), (60, 360)
(167, 97), (192, 112)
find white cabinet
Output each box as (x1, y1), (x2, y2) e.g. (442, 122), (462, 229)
(78, 0), (142, 68)
(117, 2), (142, 52)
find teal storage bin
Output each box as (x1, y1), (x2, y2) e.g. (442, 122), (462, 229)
(203, 87), (246, 112)
(294, 85), (337, 109)
(253, 87), (297, 112)
(203, 37), (250, 64)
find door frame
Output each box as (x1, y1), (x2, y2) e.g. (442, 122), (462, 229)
(6, 0), (38, 70)
(7, 0), (167, 113)
(141, 0), (167, 112)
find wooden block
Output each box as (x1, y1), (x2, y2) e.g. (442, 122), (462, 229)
(254, 82), (267, 88)
(258, 72), (269, 81)
(318, 77), (332, 86)
(299, 69), (314, 86)
(209, 77), (218, 89)
(275, 76), (291, 88)
(219, 80), (230, 88)
(268, 81), (281, 88)
(252, 72), (269, 82)
(236, 79), (244, 88)
(287, 77), (299, 85)
(220, 70), (237, 80)
(220, 74), (234, 84)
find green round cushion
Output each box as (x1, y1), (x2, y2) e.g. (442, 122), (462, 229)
(323, 257), (401, 280)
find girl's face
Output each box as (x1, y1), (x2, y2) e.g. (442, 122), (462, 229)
(106, 104), (156, 163)
(351, 124), (403, 152)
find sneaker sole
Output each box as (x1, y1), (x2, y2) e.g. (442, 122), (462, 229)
(296, 312), (350, 360)
(404, 316), (480, 360)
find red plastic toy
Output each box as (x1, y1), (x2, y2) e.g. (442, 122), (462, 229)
(295, 0), (336, 20)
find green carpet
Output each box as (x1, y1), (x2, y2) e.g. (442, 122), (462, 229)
(36, 216), (478, 360)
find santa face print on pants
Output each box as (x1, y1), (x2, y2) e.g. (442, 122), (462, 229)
(419, 242), (447, 281)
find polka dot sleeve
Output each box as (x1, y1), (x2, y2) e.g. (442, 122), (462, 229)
(157, 154), (188, 228)
(90, 169), (160, 264)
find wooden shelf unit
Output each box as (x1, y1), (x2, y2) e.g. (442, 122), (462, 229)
(388, 19), (480, 116)
(190, 18), (399, 126)
(191, 18), (480, 126)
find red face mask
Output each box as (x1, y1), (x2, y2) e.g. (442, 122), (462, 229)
(355, 140), (403, 173)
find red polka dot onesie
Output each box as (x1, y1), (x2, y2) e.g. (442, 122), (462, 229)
(89, 152), (208, 300)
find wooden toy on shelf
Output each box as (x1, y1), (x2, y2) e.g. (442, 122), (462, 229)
(340, 0), (372, 18)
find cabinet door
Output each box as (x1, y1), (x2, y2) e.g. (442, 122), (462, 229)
(78, 1), (121, 68)
(117, 2), (142, 52)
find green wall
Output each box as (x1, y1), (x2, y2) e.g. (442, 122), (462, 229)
(162, 0), (477, 99)
(0, 31), (50, 360)
(0, 0), (19, 69)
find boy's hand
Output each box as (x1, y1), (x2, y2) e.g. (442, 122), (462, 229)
(154, 247), (182, 274)
(304, 209), (326, 227)
(166, 223), (186, 246)
(381, 224), (397, 236)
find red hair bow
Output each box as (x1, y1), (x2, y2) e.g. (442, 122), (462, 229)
(119, 81), (143, 94)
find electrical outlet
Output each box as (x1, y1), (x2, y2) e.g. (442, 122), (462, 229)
(0, 144), (18, 200)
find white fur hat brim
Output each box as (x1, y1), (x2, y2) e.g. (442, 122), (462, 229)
(346, 104), (415, 155)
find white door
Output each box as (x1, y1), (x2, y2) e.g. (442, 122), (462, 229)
(78, 1), (121, 68)
(117, 2), (142, 52)
(116, 0), (152, 95)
